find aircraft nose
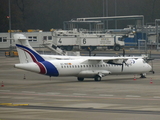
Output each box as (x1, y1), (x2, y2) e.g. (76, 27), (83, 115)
(148, 64), (152, 71)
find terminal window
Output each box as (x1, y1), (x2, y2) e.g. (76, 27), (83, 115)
(48, 36), (52, 40)
(43, 36), (47, 40)
(0, 37), (7, 42)
(28, 36), (37, 42)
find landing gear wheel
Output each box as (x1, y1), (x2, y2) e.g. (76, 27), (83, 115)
(77, 77), (84, 81)
(140, 73), (146, 78)
(94, 75), (101, 81)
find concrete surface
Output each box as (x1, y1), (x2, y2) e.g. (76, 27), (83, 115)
(0, 56), (160, 120)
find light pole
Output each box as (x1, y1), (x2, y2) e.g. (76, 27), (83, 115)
(115, 0), (117, 29)
(102, 0), (109, 30)
(106, 0), (108, 29)
(103, 0), (105, 17)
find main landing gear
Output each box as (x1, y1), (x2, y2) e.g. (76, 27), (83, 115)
(94, 75), (102, 81)
(140, 73), (146, 78)
(77, 77), (84, 81)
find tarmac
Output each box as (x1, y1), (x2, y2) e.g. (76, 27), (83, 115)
(0, 52), (160, 120)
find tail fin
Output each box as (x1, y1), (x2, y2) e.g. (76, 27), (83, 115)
(14, 34), (45, 63)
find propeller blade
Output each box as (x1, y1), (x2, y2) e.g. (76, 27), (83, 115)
(121, 60), (128, 72)
(121, 63), (124, 72)
(121, 60), (125, 71)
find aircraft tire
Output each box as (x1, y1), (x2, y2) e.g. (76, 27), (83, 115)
(77, 77), (84, 81)
(94, 75), (101, 81)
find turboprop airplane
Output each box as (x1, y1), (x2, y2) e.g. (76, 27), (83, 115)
(14, 34), (152, 81)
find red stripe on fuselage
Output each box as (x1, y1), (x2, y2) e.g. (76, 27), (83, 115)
(19, 47), (46, 74)
(36, 62), (46, 74)
(22, 49), (38, 62)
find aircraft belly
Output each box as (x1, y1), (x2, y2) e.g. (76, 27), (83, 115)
(109, 65), (150, 74)
(58, 68), (81, 76)
(77, 70), (111, 78)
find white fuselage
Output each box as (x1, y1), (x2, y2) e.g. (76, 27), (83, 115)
(15, 58), (151, 78)
(13, 33), (152, 81)
(52, 59), (151, 77)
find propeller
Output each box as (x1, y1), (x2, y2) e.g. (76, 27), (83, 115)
(107, 48), (128, 72)
(121, 60), (129, 72)
(121, 48), (128, 72)
(107, 48), (128, 71)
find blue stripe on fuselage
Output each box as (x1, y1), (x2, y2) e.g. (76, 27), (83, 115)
(16, 44), (59, 76)
(41, 61), (59, 76)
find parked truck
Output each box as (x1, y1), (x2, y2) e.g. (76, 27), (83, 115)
(52, 29), (125, 51)
(52, 29), (79, 51)
(78, 32), (125, 51)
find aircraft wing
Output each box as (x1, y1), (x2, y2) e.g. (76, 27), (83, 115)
(85, 56), (140, 65)
(41, 54), (140, 64)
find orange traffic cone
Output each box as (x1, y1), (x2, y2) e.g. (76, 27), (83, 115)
(133, 75), (137, 81)
(150, 78), (153, 84)
(1, 81), (4, 87)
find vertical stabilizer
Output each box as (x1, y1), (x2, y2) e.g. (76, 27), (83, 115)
(14, 34), (45, 63)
